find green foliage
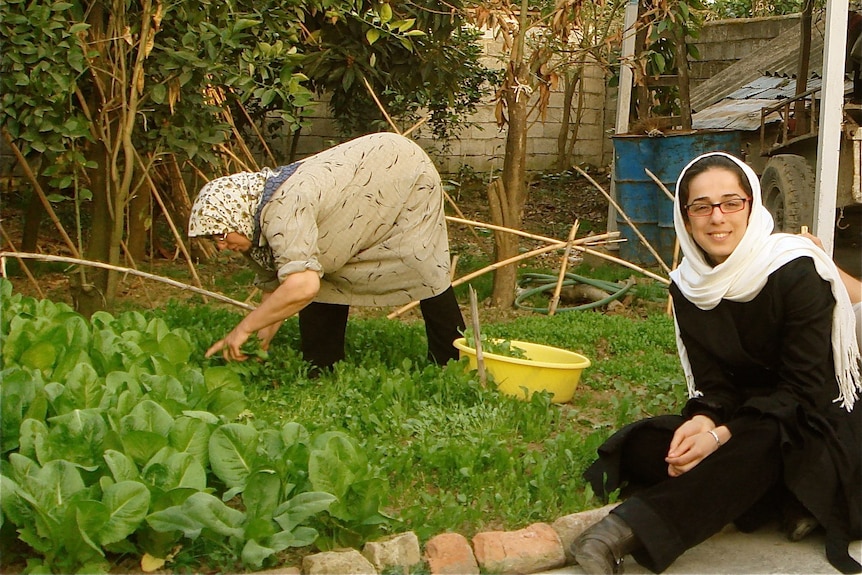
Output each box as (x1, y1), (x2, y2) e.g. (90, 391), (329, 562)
(706, 0), (806, 19)
(1, 276), (688, 571)
(636, 0), (710, 119)
(461, 329), (529, 359)
(155, 284), (685, 544)
(0, 279), (389, 572)
(303, 3), (500, 138)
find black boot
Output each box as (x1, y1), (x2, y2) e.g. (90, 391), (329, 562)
(571, 514), (639, 574)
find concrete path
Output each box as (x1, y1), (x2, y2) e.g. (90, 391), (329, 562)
(541, 524), (862, 575)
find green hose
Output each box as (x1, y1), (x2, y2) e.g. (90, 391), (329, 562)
(514, 272), (634, 314)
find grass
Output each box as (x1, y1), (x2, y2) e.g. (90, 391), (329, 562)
(153, 281), (686, 544)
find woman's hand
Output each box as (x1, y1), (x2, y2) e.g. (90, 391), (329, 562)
(665, 415), (730, 477)
(204, 271), (320, 362)
(206, 325), (253, 361)
(257, 321), (283, 351)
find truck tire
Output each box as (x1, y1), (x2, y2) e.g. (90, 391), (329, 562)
(759, 155), (815, 232)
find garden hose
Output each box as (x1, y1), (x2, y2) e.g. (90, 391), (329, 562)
(514, 272), (633, 314)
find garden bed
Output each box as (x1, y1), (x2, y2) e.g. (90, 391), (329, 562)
(1, 168), (686, 574)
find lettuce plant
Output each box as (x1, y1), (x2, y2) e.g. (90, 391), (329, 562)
(0, 280), (386, 573)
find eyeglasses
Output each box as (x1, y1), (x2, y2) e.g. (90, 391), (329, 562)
(684, 197), (749, 217)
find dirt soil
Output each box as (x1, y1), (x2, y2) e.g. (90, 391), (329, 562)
(0, 168), (614, 316)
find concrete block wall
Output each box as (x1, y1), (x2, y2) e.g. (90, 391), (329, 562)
(282, 30), (613, 175)
(688, 14), (801, 89)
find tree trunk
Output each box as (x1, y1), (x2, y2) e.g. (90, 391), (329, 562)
(73, 142), (111, 317)
(127, 183), (150, 263)
(489, 62), (530, 308)
(21, 190), (44, 253)
(556, 70), (579, 171)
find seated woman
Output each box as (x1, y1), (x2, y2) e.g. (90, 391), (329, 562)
(572, 153), (861, 574)
(188, 132), (465, 372)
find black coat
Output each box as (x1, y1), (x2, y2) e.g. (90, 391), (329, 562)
(584, 257), (861, 573)
(671, 257), (861, 545)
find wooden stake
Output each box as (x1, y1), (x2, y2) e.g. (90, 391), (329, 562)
(445, 215), (618, 247)
(444, 196), (494, 258)
(134, 150), (204, 289)
(2, 128), (81, 258)
(574, 166), (672, 274)
(644, 168), (676, 202)
(666, 239), (680, 316)
(387, 236), (669, 319)
(388, 241), (568, 318)
(363, 77), (401, 135)
(0, 225), (44, 298)
(403, 116), (430, 137)
(0, 252), (255, 311)
(549, 219), (580, 316)
(468, 285), (486, 386)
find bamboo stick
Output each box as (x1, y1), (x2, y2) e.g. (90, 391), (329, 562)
(387, 236), (669, 319)
(0, 225), (44, 298)
(642, 168), (680, 316)
(468, 285), (486, 386)
(233, 92), (277, 166)
(363, 77), (401, 135)
(387, 241), (568, 318)
(402, 116), (430, 137)
(2, 128), (81, 259)
(443, 196), (493, 257)
(445, 215), (618, 246)
(574, 165), (672, 274)
(570, 243), (670, 285)
(0, 252), (255, 311)
(548, 219), (580, 316)
(644, 168), (676, 202)
(133, 150), (204, 289)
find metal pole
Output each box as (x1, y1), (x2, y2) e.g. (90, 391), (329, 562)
(608, 0), (640, 238)
(813, 0), (848, 255)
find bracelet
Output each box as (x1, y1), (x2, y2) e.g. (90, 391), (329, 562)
(708, 429), (722, 447)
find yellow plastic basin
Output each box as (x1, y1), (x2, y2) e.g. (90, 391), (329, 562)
(453, 337), (591, 403)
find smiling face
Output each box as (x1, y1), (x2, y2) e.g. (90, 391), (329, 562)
(683, 167), (752, 265)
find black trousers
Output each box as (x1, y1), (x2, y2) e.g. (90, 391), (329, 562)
(610, 415), (783, 573)
(298, 285), (465, 371)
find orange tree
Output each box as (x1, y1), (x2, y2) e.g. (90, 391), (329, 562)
(0, 0), (495, 315)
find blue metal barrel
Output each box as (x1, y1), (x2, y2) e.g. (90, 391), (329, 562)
(612, 130), (743, 267)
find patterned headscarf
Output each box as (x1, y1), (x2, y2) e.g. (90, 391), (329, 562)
(669, 152), (861, 411)
(188, 169), (279, 270)
(188, 170), (269, 240)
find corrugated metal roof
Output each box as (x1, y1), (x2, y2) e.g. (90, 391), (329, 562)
(692, 74), (827, 132)
(690, 18), (826, 112)
(692, 98), (784, 131)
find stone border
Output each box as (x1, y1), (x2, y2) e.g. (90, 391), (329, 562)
(257, 503), (619, 575)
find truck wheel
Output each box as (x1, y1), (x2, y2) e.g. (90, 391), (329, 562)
(759, 155), (815, 232)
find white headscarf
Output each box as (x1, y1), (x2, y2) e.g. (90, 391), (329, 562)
(669, 152), (861, 411)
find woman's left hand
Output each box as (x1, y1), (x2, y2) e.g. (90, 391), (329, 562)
(666, 416), (727, 477)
